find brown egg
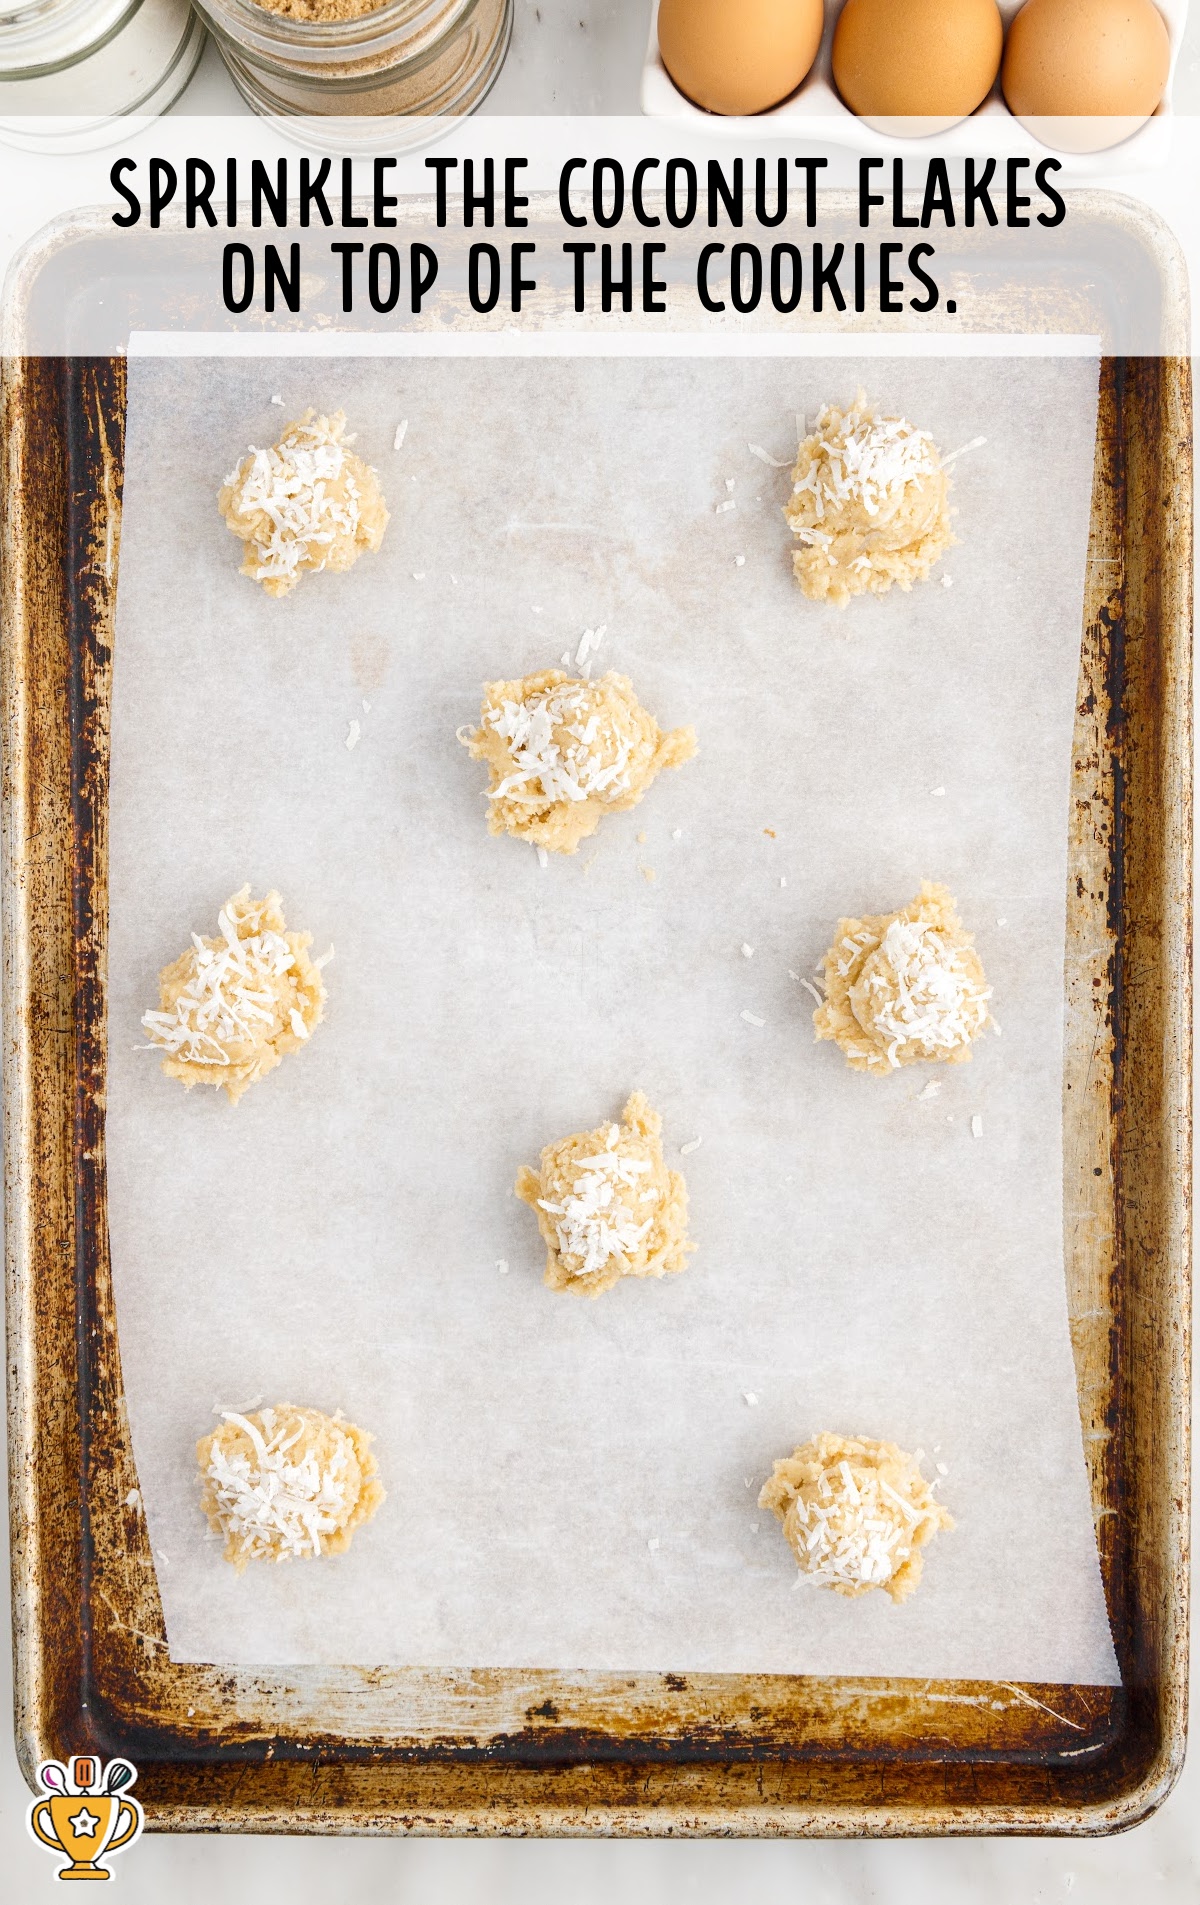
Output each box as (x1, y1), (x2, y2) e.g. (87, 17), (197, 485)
(1002, 0), (1170, 150)
(832, 0), (1004, 132)
(658, 0), (825, 116)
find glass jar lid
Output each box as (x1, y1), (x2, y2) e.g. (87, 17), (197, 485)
(0, 0), (141, 78)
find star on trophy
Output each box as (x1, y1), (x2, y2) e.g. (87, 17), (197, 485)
(27, 1754), (143, 1881)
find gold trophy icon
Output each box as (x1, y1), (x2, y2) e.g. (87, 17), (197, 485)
(28, 1755), (143, 1880)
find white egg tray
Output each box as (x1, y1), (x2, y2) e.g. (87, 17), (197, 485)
(641, 0), (1187, 177)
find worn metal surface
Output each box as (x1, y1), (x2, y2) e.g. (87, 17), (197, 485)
(0, 207), (1191, 1834)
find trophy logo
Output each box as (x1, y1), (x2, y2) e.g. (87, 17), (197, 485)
(27, 1755), (143, 1881)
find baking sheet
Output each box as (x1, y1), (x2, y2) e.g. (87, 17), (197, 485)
(105, 351), (1118, 1683)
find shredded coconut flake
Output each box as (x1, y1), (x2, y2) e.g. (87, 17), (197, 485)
(863, 917), (992, 1066)
(792, 398), (941, 523)
(346, 719), (361, 750)
(485, 677), (638, 808)
(204, 1408), (353, 1564)
(741, 1010), (765, 1027)
(573, 623), (606, 669)
(393, 419), (408, 449)
(539, 1128), (660, 1279)
(141, 895), (301, 1070)
(971, 1114), (984, 1138)
(679, 1136), (703, 1156)
(748, 442), (791, 469)
(939, 434), (986, 470)
(787, 1464), (934, 1593)
(224, 414), (363, 587)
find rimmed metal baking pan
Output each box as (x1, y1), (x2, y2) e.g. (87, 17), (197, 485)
(1, 192), (1191, 1835)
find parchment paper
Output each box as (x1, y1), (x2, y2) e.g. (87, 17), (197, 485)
(107, 351), (1118, 1682)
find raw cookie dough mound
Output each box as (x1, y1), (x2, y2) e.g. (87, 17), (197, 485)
(198, 1403), (384, 1570)
(760, 1432), (953, 1602)
(814, 880), (992, 1072)
(141, 886), (329, 1104)
(218, 408), (388, 597)
(516, 1090), (694, 1296)
(785, 392), (955, 607)
(461, 668), (697, 855)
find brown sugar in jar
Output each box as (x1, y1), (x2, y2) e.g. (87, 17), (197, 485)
(253, 0), (389, 18)
(194, 0), (511, 118)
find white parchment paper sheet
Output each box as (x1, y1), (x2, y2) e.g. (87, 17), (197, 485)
(106, 352), (1117, 1682)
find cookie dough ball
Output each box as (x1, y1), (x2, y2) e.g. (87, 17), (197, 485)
(760, 1432), (952, 1601)
(141, 886), (328, 1105)
(461, 668), (697, 855)
(516, 1090), (694, 1296)
(198, 1403), (384, 1570)
(785, 392), (955, 606)
(814, 880), (992, 1072)
(218, 409), (388, 597)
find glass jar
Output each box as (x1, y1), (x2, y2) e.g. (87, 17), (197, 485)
(0, 0), (205, 138)
(194, 0), (511, 119)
